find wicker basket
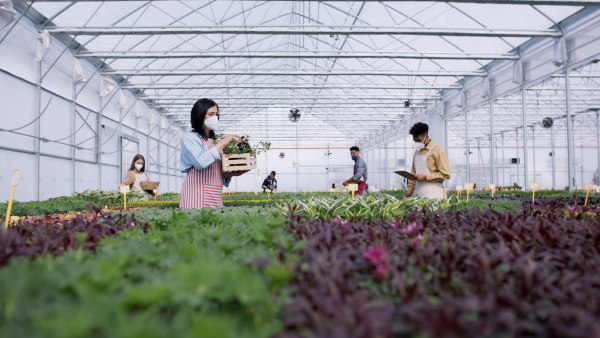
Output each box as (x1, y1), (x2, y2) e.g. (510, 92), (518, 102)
(222, 153), (257, 171)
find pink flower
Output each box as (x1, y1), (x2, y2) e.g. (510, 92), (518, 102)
(402, 222), (418, 234)
(332, 218), (349, 225)
(363, 246), (389, 265)
(129, 222), (136, 229)
(375, 263), (391, 278)
(412, 234), (424, 246)
(391, 220), (402, 229)
(567, 206), (576, 212)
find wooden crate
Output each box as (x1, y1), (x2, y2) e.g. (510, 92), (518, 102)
(222, 153), (257, 171)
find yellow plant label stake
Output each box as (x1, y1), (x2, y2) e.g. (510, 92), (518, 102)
(120, 185), (130, 209)
(348, 183), (358, 198)
(488, 184), (496, 199)
(153, 188), (158, 202)
(464, 183), (474, 203)
(584, 183), (594, 206)
(529, 182), (540, 204)
(4, 169), (21, 228)
(456, 185), (463, 198)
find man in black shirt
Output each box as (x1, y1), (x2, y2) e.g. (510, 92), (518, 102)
(262, 171), (277, 193)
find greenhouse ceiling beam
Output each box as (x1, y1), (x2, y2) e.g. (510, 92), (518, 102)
(77, 51), (519, 60)
(124, 84), (460, 90)
(140, 95), (441, 100)
(104, 69), (486, 77)
(48, 26), (562, 38)
(442, 6), (600, 120)
(24, 0), (600, 4)
(155, 105), (427, 109)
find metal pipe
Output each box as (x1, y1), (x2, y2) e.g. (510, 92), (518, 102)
(501, 132), (505, 187)
(34, 60), (41, 201)
(106, 70), (485, 77)
(49, 26), (562, 37)
(597, 111), (600, 185)
(565, 68), (574, 191)
(97, 96), (102, 190)
(551, 126), (556, 189)
(124, 84), (461, 90)
(71, 80), (76, 194)
(145, 96), (440, 101)
(516, 130), (521, 188)
(465, 112), (471, 183)
(78, 51), (519, 60)
(522, 88), (528, 191)
(532, 126), (536, 184)
(490, 100), (495, 185)
(26, 0), (600, 5)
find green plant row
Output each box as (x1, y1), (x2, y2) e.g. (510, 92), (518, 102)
(278, 194), (460, 221)
(0, 206), (296, 338)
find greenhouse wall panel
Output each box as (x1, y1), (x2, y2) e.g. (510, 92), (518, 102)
(75, 162), (98, 193)
(0, 150), (34, 202)
(39, 156), (71, 200)
(100, 164), (119, 192)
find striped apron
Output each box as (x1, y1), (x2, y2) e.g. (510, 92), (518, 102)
(179, 136), (223, 209)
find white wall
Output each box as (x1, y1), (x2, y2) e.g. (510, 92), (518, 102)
(0, 18), (184, 202)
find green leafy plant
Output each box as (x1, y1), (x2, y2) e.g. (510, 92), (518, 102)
(214, 134), (271, 155)
(278, 194), (460, 221)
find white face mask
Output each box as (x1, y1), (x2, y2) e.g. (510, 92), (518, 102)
(204, 116), (219, 130)
(414, 137), (427, 150)
(135, 163), (144, 171)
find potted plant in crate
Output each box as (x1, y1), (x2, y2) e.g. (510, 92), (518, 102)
(214, 134), (271, 171)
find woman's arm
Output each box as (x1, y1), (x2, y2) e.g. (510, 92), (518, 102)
(180, 133), (221, 171)
(120, 171), (135, 187)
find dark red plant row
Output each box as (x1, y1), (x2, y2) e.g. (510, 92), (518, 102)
(276, 205), (600, 338)
(0, 207), (149, 266)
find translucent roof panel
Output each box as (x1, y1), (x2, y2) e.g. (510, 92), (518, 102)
(26, 1), (588, 146)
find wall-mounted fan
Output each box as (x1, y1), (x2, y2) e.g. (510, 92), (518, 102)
(541, 117), (554, 128)
(279, 152), (285, 159)
(289, 108), (301, 122)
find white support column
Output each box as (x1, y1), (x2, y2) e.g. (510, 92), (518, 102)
(501, 132), (505, 187)
(71, 81), (77, 194)
(97, 97), (102, 190)
(34, 62), (42, 200)
(465, 112), (471, 183)
(551, 126), (556, 189)
(531, 126), (536, 183)
(521, 88), (528, 191)
(516, 129), (520, 188)
(597, 111), (600, 185)
(565, 68), (574, 191)
(385, 142), (389, 189)
(490, 100), (495, 185)
(394, 139), (398, 189)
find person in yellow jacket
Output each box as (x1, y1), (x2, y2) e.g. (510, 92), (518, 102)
(404, 122), (451, 199)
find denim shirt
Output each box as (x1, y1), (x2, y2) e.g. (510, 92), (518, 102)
(180, 132), (231, 187)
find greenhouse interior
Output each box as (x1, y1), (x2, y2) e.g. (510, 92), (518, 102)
(1, 1), (600, 337)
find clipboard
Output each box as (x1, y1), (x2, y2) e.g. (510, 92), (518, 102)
(394, 170), (416, 181)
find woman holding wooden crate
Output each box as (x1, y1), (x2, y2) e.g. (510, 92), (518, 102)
(179, 98), (249, 209)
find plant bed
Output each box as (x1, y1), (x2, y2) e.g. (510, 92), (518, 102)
(0, 207), (149, 266)
(276, 206), (600, 337)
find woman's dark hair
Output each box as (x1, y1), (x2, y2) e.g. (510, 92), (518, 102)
(129, 154), (145, 172)
(191, 98), (219, 139)
(270, 171), (276, 176)
(409, 122), (429, 136)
